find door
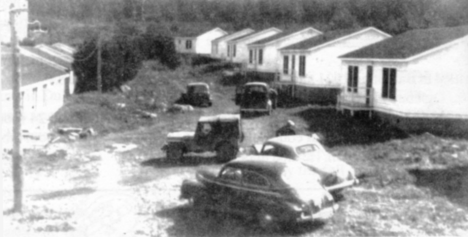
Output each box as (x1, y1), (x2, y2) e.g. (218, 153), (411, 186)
(366, 65), (373, 106)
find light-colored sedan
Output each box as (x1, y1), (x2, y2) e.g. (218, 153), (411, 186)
(252, 135), (359, 192)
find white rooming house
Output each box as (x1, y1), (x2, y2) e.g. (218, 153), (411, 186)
(1, 0), (28, 44)
(226, 27), (282, 64)
(1, 44), (76, 149)
(211, 28), (254, 59)
(174, 27), (227, 55)
(338, 25), (468, 136)
(246, 27), (322, 74)
(278, 27), (391, 104)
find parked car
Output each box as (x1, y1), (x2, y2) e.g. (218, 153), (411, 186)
(251, 135), (359, 192)
(180, 155), (338, 230)
(179, 82), (212, 107)
(235, 82), (277, 115)
(162, 114), (243, 162)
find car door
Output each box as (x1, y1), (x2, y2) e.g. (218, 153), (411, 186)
(241, 170), (280, 215)
(215, 167), (244, 213)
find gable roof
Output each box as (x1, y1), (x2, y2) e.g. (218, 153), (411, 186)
(341, 25), (468, 60)
(281, 28), (373, 51)
(175, 27), (226, 38)
(249, 27), (322, 46)
(228, 27), (282, 43)
(2, 46), (65, 91)
(212, 28), (255, 43)
(20, 44), (73, 71)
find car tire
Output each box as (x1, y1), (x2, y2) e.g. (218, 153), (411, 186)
(217, 143), (238, 162)
(167, 145), (183, 161)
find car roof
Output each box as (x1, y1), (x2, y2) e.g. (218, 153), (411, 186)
(198, 114), (241, 122)
(227, 155), (302, 175)
(188, 82), (209, 87)
(266, 135), (320, 147)
(245, 82), (268, 87)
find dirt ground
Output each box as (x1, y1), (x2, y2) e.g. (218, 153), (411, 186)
(3, 81), (468, 237)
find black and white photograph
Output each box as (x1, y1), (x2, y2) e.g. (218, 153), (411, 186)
(2, 0), (468, 236)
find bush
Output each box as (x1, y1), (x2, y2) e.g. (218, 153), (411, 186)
(191, 55), (221, 67)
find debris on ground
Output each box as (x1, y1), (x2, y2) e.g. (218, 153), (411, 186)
(135, 109), (158, 119)
(107, 143), (138, 153)
(48, 127), (97, 144)
(167, 104), (194, 113)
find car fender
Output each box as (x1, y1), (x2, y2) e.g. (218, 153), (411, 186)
(180, 179), (206, 200)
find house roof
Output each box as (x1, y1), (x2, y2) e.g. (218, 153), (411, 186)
(341, 25), (468, 60)
(21, 45), (72, 71)
(228, 27), (282, 43)
(249, 27), (321, 46)
(174, 27), (226, 38)
(2, 46), (65, 91)
(212, 28), (254, 43)
(281, 28), (365, 51)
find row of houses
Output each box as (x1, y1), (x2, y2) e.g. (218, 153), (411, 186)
(175, 25), (468, 137)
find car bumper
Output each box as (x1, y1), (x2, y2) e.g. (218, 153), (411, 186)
(325, 178), (359, 192)
(297, 203), (339, 222)
(240, 108), (269, 112)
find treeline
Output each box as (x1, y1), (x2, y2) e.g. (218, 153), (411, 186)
(30, 0), (468, 34)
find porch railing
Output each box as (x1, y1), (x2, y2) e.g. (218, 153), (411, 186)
(337, 87), (374, 111)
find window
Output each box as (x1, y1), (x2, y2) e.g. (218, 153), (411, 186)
(227, 45), (231, 57)
(186, 40), (192, 49)
(283, 56), (289, 74)
(261, 144), (291, 158)
(347, 66), (359, 93)
(43, 84), (47, 105)
(291, 55), (296, 73)
(32, 88), (37, 109)
(258, 49), (263, 65)
(249, 49), (253, 64)
(299, 55), (306, 76)
(233, 45), (237, 57)
(382, 68), (396, 99)
(243, 171), (269, 188)
(220, 167), (242, 183)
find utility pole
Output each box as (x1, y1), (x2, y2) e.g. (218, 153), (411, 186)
(10, 4), (27, 212)
(97, 33), (102, 93)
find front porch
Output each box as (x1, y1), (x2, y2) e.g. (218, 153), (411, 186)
(336, 87), (374, 116)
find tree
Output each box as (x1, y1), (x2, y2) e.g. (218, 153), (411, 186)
(72, 31), (143, 93)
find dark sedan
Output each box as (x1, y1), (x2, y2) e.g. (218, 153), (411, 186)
(180, 155), (338, 230)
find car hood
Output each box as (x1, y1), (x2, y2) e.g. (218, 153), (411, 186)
(167, 131), (195, 142)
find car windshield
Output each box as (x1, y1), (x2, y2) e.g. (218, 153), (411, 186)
(295, 144), (319, 155)
(189, 85), (208, 93)
(245, 85), (267, 94)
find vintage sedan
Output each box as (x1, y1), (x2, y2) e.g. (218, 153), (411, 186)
(180, 155), (338, 229)
(179, 82), (212, 107)
(252, 135), (359, 192)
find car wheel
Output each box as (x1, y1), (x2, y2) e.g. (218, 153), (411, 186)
(217, 143), (238, 162)
(257, 209), (277, 231)
(167, 145), (183, 161)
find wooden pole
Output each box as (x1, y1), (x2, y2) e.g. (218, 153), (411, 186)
(10, 5), (27, 213)
(97, 33), (102, 93)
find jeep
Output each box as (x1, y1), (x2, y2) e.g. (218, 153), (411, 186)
(162, 114), (243, 162)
